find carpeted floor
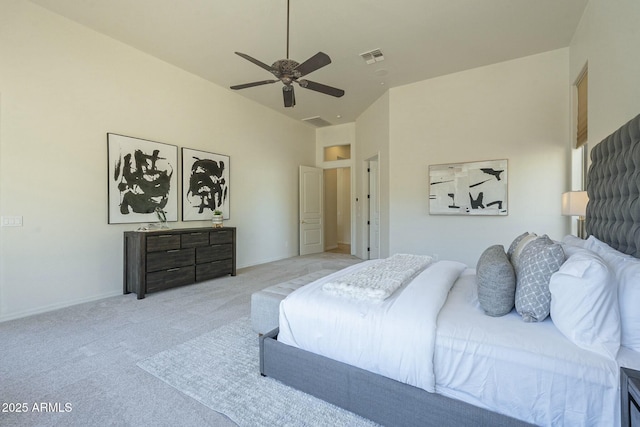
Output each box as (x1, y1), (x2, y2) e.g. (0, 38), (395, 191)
(138, 317), (376, 427)
(0, 252), (362, 427)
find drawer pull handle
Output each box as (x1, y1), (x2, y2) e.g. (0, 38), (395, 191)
(190, 233), (204, 236)
(159, 235), (173, 238)
(167, 268), (180, 272)
(167, 249), (180, 253)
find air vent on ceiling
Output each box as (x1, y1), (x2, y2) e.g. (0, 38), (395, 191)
(302, 116), (333, 127)
(360, 48), (384, 64)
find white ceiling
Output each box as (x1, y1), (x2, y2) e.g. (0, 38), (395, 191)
(28, 0), (588, 127)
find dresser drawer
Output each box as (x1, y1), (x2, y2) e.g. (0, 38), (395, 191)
(146, 234), (180, 252)
(196, 244), (232, 264)
(147, 248), (195, 272)
(196, 259), (233, 281)
(146, 265), (195, 291)
(181, 232), (210, 248)
(210, 230), (233, 245)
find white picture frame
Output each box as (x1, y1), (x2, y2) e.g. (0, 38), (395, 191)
(429, 159), (508, 216)
(107, 133), (178, 224)
(181, 147), (230, 221)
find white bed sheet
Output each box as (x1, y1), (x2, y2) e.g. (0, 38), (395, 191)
(278, 259), (466, 392)
(435, 268), (640, 427)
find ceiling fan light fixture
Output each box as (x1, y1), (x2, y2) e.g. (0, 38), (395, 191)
(229, 0), (344, 108)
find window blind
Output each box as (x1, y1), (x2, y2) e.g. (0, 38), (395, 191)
(576, 70), (588, 147)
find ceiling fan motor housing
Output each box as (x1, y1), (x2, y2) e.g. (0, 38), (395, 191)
(272, 59), (301, 84)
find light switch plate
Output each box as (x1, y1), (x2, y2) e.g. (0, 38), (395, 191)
(1, 216), (23, 227)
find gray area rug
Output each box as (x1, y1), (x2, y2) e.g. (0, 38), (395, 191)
(137, 317), (377, 427)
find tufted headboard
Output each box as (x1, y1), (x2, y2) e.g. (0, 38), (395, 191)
(586, 113), (640, 258)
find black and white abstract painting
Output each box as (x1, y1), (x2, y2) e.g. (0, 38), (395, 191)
(429, 159), (508, 216)
(107, 133), (178, 224)
(181, 148), (230, 221)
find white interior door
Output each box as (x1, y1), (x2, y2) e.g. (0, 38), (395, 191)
(299, 166), (324, 255)
(368, 159), (380, 259)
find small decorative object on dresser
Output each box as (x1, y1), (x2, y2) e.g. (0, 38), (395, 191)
(123, 227), (236, 299)
(622, 367), (640, 427)
(212, 210), (224, 228)
(155, 207), (170, 229)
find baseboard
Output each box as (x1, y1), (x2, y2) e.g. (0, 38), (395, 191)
(235, 252), (299, 271)
(0, 290), (122, 323)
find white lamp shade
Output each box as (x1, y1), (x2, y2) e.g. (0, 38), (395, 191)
(561, 191), (588, 216)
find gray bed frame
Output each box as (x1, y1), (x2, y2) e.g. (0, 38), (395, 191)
(259, 113), (640, 426)
(259, 328), (533, 426)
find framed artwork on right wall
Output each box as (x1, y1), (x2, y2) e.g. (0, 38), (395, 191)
(428, 159), (508, 216)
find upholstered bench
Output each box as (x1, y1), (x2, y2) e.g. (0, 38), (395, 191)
(251, 269), (334, 334)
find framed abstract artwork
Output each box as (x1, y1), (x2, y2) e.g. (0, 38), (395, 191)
(107, 133), (178, 224)
(181, 148), (230, 221)
(429, 159), (508, 216)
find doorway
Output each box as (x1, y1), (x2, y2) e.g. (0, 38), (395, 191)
(324, 167), (351, 254)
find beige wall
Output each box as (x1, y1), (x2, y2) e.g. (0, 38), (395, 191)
(0, 0), (315, 321)
(355, 93), (390, 259)
(352, 49), (571, 266)
(569, 0), (640, 147)
(4, 0), (638, 321)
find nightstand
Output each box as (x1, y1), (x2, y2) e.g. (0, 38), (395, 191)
(621, 367), (640, 426)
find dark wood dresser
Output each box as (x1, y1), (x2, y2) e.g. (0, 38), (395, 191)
(123, 227), (236, 299)
(622, 367), (640, 427)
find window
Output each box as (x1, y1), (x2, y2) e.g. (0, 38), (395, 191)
(576, 67), (588, 189)
(576, 69), (588, 148)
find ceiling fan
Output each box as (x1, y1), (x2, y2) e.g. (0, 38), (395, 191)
(230, 0), (344, 108)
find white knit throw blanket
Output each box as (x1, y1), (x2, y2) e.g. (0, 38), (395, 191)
(322, 254), (433, 301)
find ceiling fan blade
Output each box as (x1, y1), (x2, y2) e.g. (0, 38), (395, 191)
(230, 80), (278, 90)
(298, 79), (345, 98)
(283, 86), (295, 108)
(234, 52), (275, 73)
(294, 52), (331, 77)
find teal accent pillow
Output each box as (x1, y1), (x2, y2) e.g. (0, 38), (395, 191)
(476, 245), (516, 317)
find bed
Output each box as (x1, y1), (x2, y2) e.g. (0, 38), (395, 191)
(259, 113), (640, 426)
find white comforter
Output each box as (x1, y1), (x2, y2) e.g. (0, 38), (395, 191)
(435, 270), (627, 426)
(279, 261), (640, 426)
(278, 259), (467, 392)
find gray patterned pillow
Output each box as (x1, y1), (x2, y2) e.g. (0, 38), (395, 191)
(514, 235), (565, 322)
(507, 232), (531, 259)
(476, 245), (516, 317)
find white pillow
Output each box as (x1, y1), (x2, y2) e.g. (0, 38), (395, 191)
(561, 234), (589, 249)
(585, 236), (640, 352)
(549, 246), (620, 359)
